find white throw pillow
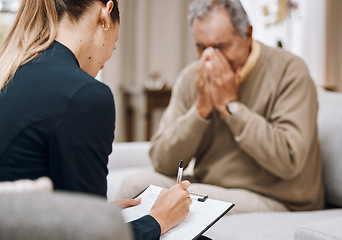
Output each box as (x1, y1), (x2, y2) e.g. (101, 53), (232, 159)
(0, 177), (53, 193)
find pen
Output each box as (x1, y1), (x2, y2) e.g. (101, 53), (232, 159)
(190, 191), (208, 198)
(190, 191), (209, 202)
(176, 160), (183, 183)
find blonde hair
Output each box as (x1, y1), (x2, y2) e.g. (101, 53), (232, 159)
(0, 0), (58, 91)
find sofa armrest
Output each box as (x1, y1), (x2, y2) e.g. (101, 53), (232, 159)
(108, 142), (152, 170)
(107, 142), (153, 201)
(294, 217), (342, 240)
(317, 90), (342, 207)
(0, 192), (132, 240)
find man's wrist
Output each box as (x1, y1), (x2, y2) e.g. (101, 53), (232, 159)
(220, 99), (241, 120)
(227, 101), (241, 115)
(197, 105), (212, 119)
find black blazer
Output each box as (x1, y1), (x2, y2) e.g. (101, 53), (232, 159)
(0, 41), (161, 240)
(0, 41), (115, 196)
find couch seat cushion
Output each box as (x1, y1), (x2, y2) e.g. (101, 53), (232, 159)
(295, 216), (342, 240)
(204, 209), (342, 240)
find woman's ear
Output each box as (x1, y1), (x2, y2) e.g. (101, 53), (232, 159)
(105, 0), (114, 15)
(100, 0), (114, 28)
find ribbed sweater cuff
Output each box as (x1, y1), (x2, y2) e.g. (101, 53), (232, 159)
(225, 104), (251, 141)
(184, 104), (211, 131)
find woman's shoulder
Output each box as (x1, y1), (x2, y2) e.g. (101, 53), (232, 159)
(22, 47), (109, 100)
(8, 54), (113, 119)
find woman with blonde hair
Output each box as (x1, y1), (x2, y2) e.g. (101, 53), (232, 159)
(0, 0), (191, 239)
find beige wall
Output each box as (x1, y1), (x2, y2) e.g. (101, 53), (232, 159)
(326, 0), (342, 91)
(102, 0), (196, 142)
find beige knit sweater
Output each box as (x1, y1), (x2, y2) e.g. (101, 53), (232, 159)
(150, 42), (324, 211)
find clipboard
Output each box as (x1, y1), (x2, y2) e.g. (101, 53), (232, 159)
(121, 185), (235, 240)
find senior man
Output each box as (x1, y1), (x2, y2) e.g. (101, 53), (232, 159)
(117, 0), (324, 213)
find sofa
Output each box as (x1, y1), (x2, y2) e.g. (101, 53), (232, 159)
(0, 177), (132, 240)
(107, 89), (342, 240)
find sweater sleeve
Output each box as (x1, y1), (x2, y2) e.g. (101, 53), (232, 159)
(49, 83), (115, 197)
(129, 215), (161, 240)
(149, 63), (210, 176)
(226, 57), (318, 179)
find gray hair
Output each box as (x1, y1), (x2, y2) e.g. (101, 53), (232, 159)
(187, 0), (250, 38)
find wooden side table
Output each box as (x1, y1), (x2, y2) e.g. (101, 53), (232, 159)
(123, 86), (171, 142)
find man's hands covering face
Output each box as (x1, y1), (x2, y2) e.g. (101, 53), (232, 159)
(196, 50), (215, 119)
(196, 47), (240, 119)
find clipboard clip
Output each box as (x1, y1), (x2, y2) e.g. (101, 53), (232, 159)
(190, 191), (208, 202)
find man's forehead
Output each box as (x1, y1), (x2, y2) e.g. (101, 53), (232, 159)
(193, 9), (235, 45)
(193, 8), (234, 34)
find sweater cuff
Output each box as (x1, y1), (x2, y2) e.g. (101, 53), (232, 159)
(179, 104), (211, 136)
(192, 104), (211, 124)
(225, 103), (252, 141)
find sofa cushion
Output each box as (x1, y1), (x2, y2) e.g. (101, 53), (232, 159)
(107, 141), (153, 201)
(205, 209), (342, 240)
(317, 90), (342, 207)
(0, 177), (52, 193)
(108, 142), (151, 170)
(294, 216), (342, 240)
(107, 166), (153, 201)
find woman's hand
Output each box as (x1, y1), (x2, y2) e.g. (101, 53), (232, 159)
(110, 197), (142, 209)
(149, 180), (192, 234)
